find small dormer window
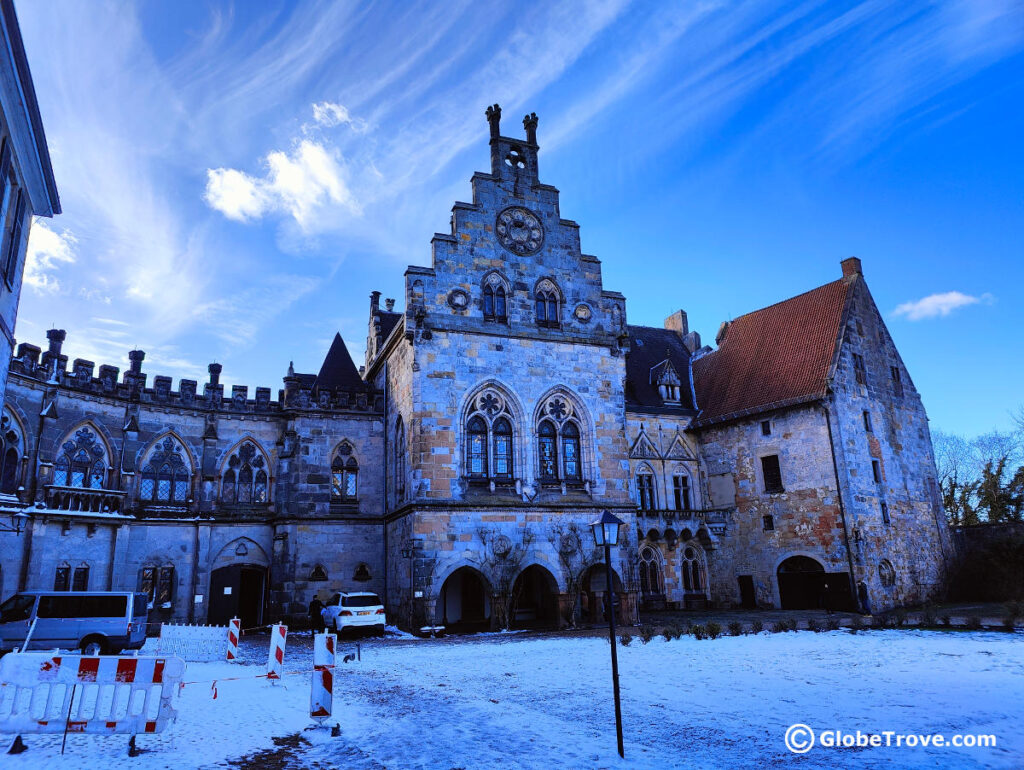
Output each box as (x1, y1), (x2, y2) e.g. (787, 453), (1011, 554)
(652, 357), (682, 404)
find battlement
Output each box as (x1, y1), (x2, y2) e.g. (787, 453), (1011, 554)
(11, 331), (383, 415)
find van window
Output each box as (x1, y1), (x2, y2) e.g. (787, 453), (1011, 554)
(0, 594), (34, 622)
(342, 594), (381, 608)
(38, 595), (127, 618)
(133, 594), (149, 617)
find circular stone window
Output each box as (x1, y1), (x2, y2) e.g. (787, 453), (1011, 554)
(448, 289), (470, 311)
(495, 206), (544, 255)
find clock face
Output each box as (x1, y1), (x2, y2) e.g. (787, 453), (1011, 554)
(495, 206), (544, 255)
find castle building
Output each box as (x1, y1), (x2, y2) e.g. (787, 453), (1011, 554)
(0, 105), (950, 631)
(0, 0), (61, 409)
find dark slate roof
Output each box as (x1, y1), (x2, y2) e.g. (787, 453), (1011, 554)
(314, 334), (364, 391)
(378, 311), (402, 342)
(624, 325), (697, 412)
(692, 278), (850, 427)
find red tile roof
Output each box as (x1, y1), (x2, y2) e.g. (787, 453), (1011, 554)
(692, 277), (851, 426)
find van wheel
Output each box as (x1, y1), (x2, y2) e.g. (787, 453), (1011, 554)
(80, 636), (107, 656)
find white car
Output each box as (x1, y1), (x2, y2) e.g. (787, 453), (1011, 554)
(322, 592), (386, 635)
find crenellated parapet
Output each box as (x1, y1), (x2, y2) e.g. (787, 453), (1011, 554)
(10, 330), (383, 415)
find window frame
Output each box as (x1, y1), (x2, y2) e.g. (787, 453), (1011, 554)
(672, 472), (691, 511)
(853, 353), (867, 386)
(760, 454), (784, 494)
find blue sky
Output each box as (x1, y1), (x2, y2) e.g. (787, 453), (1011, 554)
(17, 0), (1024, 437)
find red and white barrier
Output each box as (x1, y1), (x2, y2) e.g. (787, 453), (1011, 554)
(0, 652), (185, 736)
(310, 632), (336, 725)
(226, 617), (241, 662)
(266, 624), (287, 680)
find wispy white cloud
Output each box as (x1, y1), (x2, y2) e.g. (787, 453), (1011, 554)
(205, 138), (360, 230)
(310, 101), (367, 132)
(892, 291), (995, 321)
(25, 219), (77, 293)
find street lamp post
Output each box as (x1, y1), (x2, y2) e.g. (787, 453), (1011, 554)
(591, 509), (625, 759)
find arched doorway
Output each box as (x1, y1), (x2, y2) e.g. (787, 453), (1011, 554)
(578, 563), (624, 625)
(439, 567), (492, 632)
(511, 565), (559, 628)
(209, 565), (267, 628)
(777, 555), (827, 610)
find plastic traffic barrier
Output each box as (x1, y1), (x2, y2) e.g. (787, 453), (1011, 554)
(266, 624), (287, 680)
(310, 632), (336, 725)
(226, 617), (241, 662)
(0, 652), (185, 738)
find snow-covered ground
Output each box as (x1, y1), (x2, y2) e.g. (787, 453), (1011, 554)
(4, 629), (1022, 768)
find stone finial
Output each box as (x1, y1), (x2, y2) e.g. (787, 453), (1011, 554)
(370, 291), (381, 312)
(208, 362), (222, 385)
(46, 328), (66, 355)
(385, 297), (396, 312)
(287, 361), (295, 378)
(523, 112), (538, 144)
(485, 103), (501, 139)
(128, 349), (145, 373)
(841, 256), (863, 279)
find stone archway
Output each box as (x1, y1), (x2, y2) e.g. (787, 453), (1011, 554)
(777, 555), (826, 610)
(510, 565), (559, 629)
(438, 566), (492, 632)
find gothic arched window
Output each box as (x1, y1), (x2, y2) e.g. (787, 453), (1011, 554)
(221, 441), (269, 505)
(492, 417), (513, 480)
(535, 279), (560, 328)
(639, 545), (664, 597)
(636, 467), (656, 511)
(537, 420), (557, 480)
(467, 416), (488, 478)
(483, 284), (508, 322)
(331, 442), (359, 501)
(536, 393), (586, 484)
(52, 426), (108, 489)
(463, 388), (517, 482)
(682, 545), (705, 592)
(394, 417), (406, 500)
(0, 413), (23, 495)
(672, 470), (691, 511)
(139, 436), (191, 503)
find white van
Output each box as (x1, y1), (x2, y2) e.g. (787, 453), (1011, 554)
(0, 591), (149, 654)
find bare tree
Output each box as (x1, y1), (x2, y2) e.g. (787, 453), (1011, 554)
(547, 522), (602, 628)
(471, 527), (534, 630)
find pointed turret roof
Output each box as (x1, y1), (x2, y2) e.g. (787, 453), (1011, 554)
(314, 333), (364, 391)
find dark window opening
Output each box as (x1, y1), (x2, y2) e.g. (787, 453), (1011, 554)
(637, 472), (655, 511)
(762, 514), (775, 531)
(72, 565), (90, 592)
(863, 411), (873, 432)
(853, 353), (867, 386)
(673, 474), (691, 511)
(535, 289), (559, 328)
(872, 459), (882, 484)
(881, 502), (890, 524)
(538, 421), (558, 480)
(353, 564), (372, 582)
(890, 366), (904, 397)
(492, 417), (513, 480)
(483, 284), (507, 322)
(761, 455), (784, 494)
(760, 420), (771, 436)
(54, 565), (70, 591)
(561, 422), (581, 481)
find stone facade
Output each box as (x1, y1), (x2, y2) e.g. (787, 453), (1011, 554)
(0, 106), (951, 631)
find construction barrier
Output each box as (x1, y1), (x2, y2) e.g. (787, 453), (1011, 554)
(310, 632), (336, 725)
(156, 622), (228, 662)
(266, 624), (287, 680)
(0, 652), (185, 737)
(226, 618), (241, 662)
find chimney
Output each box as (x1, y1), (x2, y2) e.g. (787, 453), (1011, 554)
(385, 298), (396, 312)
(523, 112), (538, 145)
(208, 362), (222, 386)
(128, 349), (145, 374)
(841, 257), (862, 279)
(664, 310), (688, 338)
(370, 291), (381, 313)
(715, 321), (731, 346)
(485, 104), (501, 140)
(46, 328), (66, 356)
(683, 331), (702, 354)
